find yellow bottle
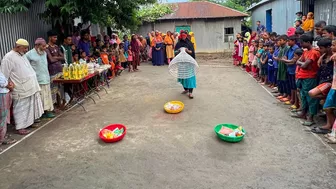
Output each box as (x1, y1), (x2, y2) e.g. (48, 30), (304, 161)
(79, 63), (84, 78)
(74, 64), (79, 79)
(62, 64), (69, 80)
(83, 62), (88, 76)
(69, 64), (74, 79)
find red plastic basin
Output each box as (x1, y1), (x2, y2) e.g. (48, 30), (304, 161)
(99, 124), (127, 143)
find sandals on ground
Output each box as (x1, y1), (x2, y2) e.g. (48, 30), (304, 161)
(2, 138), (17, 145)
(290, 105), (298, 110)
(280, 98), (289, 102)
(284, 101), (292, 105)
(301, 121), (316, 126)
(291, 113), (306, 119)
(325, 136), (336, 144)
(311, 127), (330, 134)
(16, 129), (30, 135)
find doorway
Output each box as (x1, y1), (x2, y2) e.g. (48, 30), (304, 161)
(175, 25), (191, 33)
(266, 9), (272, 32)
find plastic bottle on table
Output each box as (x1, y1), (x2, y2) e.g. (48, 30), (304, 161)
(83, 62), (88, 76)
(62, 64), (69, 80)
(78, 63), (83, 79)
(74, 64), (80, 79)
(69, 64), (74, 79)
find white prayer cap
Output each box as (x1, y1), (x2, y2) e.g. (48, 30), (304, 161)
(16, 39), (29, 46)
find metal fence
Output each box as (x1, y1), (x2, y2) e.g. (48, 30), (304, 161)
(0, 0), (51, 59)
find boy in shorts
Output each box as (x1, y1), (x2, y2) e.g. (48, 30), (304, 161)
(311, 39), (336, 134)
(282, 36), (300, 106)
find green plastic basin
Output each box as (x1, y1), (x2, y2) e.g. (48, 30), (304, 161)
(214, 123), (246, 143)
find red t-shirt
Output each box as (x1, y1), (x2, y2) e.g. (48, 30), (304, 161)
(296, 49), (320, 79)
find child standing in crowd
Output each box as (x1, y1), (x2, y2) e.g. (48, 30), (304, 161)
(79, 51), (87, 63)
(73, 52), (79, 64)
(260, 43), (269, 84)
(237, 37), (244, 66)
(267, 45), (275, 88)
(233, 34), (243, 66)
(119, 43), (127, 69)
(113, 43), (124, 76)
(272, 37), (281, 90)
(293, 35), (320, 126)
(263, 32), (270, 43)
(127, 45), (134, 72)
(105, 42), (111, 52)
(308, 38), (334, 134)
(292, 48), (304, 111)
(314, 21), (327, 43)
(242, 40), (249, 69)
(256, 40), (264, 81)
(309, 38), (333, 100)
(324, 39), (336, 142)
(111, 43), (119, 64)
(282, 36), (300, 106)
(92, 51), (102, 65)
(252, 40), (259, 78)
(100, 45), (116, 78)
(269, 32), (277, 42)
(91, 41), (99, 53)
(0, 71), (15, 151)
(100, 46), (109, 65)
(274, 35), (290, 100)
(248, 40), (256, 74)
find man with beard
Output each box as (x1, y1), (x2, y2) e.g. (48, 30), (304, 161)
(26, 38), (55, 119)
(0, 39), (43, 135)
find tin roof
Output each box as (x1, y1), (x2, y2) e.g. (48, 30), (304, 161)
(159, 1), (248, 20)
(246, 0), (273, 11)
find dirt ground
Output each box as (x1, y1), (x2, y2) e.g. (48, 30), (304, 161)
(0, 54), (336, 189)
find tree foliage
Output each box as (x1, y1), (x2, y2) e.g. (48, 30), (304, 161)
(190, 0), (261, 12)
(0, 0), (156, 30)
(136, 3), (173, 23)
(0, 0), (32, 13)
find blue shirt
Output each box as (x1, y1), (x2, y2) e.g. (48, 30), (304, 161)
(257, 25), (266, 34)
(268, 53), (274, 67)
(286, 44), (299, 74)
(25, 48), (51, 84)
(273, 47), (280, 69)
(123, 40), (130, 53)
(78, 40), (91, 56)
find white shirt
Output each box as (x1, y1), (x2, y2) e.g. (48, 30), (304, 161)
(1, 50), (41, 99)
(0, 71), (9, 94)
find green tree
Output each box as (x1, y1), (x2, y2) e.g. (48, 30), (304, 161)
(136, 3), (173, 23)
(0, 0), (156, 31)
(190, 0), (261, 12)
(0, 0), (32, 13)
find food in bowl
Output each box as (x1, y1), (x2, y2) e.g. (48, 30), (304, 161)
(219, 126), (245, 138)
(101, 128), (124, 139)
(164, 102), (181, 111)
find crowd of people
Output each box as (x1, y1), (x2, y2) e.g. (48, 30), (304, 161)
(233, 11), (336, 143)
(147, 30), (196, 66)
(0, 25), (198, 151)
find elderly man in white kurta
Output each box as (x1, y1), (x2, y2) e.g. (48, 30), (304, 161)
(0, 39), (43, 135)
